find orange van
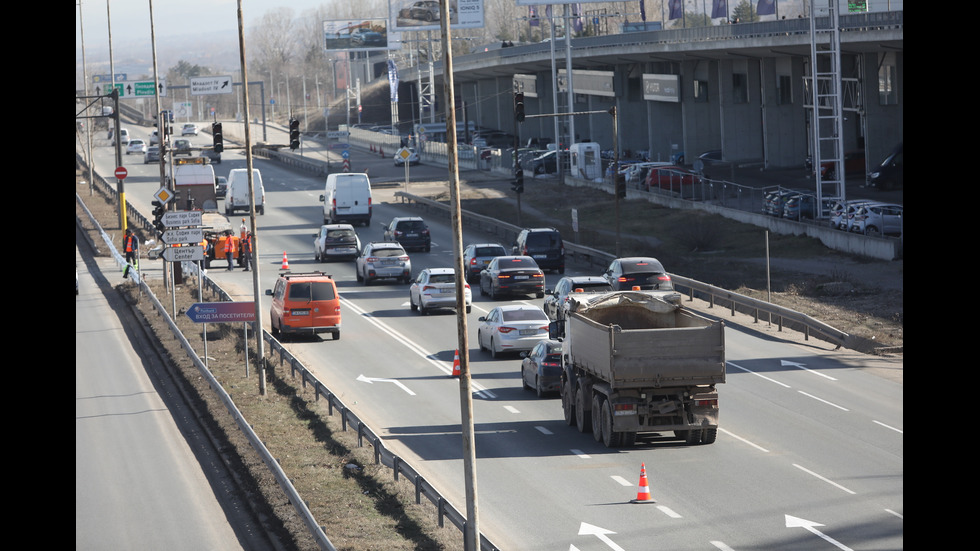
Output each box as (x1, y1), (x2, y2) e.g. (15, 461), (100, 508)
(266, 272), (341, 341)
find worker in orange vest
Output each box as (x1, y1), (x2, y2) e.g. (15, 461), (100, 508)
(241, 231), (253, 272)
(123, 228), (139, 268)
(224, 230), (236, 270)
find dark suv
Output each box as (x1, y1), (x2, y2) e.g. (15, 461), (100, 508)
(383, 216), (431, 252)
(512, 227), (564, 273)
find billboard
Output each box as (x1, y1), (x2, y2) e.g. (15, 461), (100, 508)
(389, 0), (485, 32)
(324, 19), (393, 52)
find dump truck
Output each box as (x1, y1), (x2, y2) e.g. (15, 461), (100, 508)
(552, 291), (726, 447)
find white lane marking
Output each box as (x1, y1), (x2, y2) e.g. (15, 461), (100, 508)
(793, 464), (856, 495)
(719, 428), (770, 453)
(873, 420), (903, 434)
(798, 391), (849, 411)
(728, 361), (791, 388)
(535, 426), (553, 435)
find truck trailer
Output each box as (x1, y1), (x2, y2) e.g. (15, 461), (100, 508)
(552, 291), (726, 447)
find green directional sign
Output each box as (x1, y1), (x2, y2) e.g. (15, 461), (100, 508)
(114, 79), (168, 99)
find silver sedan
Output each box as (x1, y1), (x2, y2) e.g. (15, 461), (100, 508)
(476, 304), (550, 359)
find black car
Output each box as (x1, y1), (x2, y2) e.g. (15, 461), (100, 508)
(215, 176), (228, 198)
(512, 227), (564, 273)
(867, 142), (902, 190)
(542, 276), (613, 321)
(521, 339), (564, 397)
(528, 150), (559, 175)
(479, 256), (545, 300)
(383, 216), (431, 252)
(463, 243), (508, 282)
(200, 148), (222, 164)
(602, 257), (673, 291)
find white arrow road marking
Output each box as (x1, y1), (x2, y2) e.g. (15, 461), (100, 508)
(578, 523), (625, 551)
(785, 515), (853, 551)
(781, 359), (837, 380)
(356, 374), (415, 395)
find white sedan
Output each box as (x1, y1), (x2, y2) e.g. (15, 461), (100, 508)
(182, 123), (199, 136)
(476, 304), (550, 358)
(126, 139), (147, 155)
(394, 148), (420, 167)
(409, 268), (471, 315)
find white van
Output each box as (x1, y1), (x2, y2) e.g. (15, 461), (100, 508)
(167, 160), (217, 211)
(225, 168), (265, 215)
(320, 173), (372, 226)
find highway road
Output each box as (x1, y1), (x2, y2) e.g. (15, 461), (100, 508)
(82, 123), (903, 550)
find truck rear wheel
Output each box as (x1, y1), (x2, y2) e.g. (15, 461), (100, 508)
(702, 428), (717, 444)
(562, 381), (575, 426)
(575, 386), (592, 433)
(591, 395), (603, 443)
(601, 400), (624, 448)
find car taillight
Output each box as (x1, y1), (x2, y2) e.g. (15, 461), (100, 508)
(366, 256), (378, 262)
(399, 255), (409, 261)
(694, 398), (718, 407)
(422, 228), (430, 235)
(469, 258), (477, 266)
(498, 326), (516, 333)
(497, 274), (511, 279)
(659, 275), (671, 282)
(423, 285), (437, 292)
(532, 273), (543, 278)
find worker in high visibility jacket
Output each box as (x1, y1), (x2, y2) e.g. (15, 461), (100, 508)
(241, 231), (253, 272)
(123, 228), (139, 268)
(224, 230), (236, 270)
(240, 218), (248, 241)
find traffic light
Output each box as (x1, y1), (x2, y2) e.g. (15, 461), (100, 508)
(289, 118), (300, 150)
(212, 122), (223, 153)
(511, 169), (524, 194)
(152, 200), (166, 233)
(514, 92), (525, 123)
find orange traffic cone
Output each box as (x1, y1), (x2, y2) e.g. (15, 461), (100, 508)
(281, 251), (289, 270)
(451, 349), (461, 377)
(630, 463), (656, 504)
(379, 146), (384, 157)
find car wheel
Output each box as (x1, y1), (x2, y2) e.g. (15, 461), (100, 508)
(536, 291), (544, 299)
(332, 331), (340, 341)
(465, 305), (471, 314)
(866, 226), (881, 237)
(355, 267), (363, 282)
(479, 280), (487, 296)
(522, 368), (531, 391)
(477, 330), (485, 352)
(410, 296), (418, 311)
(490, 338), (498, 359)
(536, 377), (545, 398)
(419, 301), (427, 315)
(490, 284), (498, 301)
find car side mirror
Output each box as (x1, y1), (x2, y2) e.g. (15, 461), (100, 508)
(319, 194), (325, 202)
(265, 289), (273, 296)
(478, 316), (487, 322)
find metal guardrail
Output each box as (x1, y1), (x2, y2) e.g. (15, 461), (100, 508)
(75, 153), (501, 551)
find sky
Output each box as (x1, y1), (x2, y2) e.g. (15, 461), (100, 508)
(76, 0), (329, 48)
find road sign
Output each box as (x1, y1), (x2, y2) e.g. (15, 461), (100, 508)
(113, 79), (167, 98)
(191, 75), (234, 95)
(185, 301), (256, 323)
(153, 187), (174, 205)
(161, 245), (205, 262)
(161, 227), (204, 245)
(161, 210), (204, 228)
(114, 167), (128, 180)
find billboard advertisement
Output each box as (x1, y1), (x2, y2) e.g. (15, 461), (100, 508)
(389, 0), (485, 32)
(323, 19), (394, 52)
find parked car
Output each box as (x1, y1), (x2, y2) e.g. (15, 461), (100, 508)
(383, 216), (431, 252)
(867, 142), (903, 190)
(763, 189), (796, 216)
(528, 150), (559, 175)
(394, 148), (420, 166)
(314, 224), (361, 262)
(355, 241), (412, 284)
(173, 138), (193, 156)
(479, 256), (545, 300)
(512, 227), (564, 273)
(644, 165), (699, 191)
(832, 200), (876, 231)
(182, 123), (200, 136)
(144, 145), (161, 164)
(781, 193), (821, 221)
(602, 257), (673, 292)
(477, 304), (550, 358)
(463, 243), (507, 282)
(409, 267), (472, 315)
(215, 176), (228, 197)
(820, 149), (866, 179)
(521, 339), (564, 397)
(148, 130), (159, 145)
(850, 203), (903, 236)
(111, 128), (130, 146)
(265, 271), (341, 341)
(542, 276), (612, 321)
(126, 139), (147, 155)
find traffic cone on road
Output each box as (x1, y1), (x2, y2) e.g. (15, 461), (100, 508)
(281, 251), (290, 270)
(451, 349), (461, 377)
(379, 146), (384, 157)
(630, 463), (656, 504)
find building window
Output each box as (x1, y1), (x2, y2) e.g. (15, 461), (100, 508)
(878, 52), (897, 105)
(777, 74), (792, 105)
(694, 79), (708, 102)
(733, 73), (748, 104)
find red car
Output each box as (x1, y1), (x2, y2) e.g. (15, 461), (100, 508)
(819, 150), (865, 179)
(644, 165), (700, 191)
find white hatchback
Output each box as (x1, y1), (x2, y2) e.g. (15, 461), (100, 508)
(850, 203), (903, 236)
(409, 268), (471, 315)
(126, 139), (147, 155)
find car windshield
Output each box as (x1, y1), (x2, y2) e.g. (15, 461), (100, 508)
(476, 246), (506, 256)
(526, 233), (560, 247)
(502, 257), (538, 268)
(572, 283), (612, 293)
(374, 247), (405, 257)
(428, 273), (455, 284)
(501, 309), (548, 322)
(287, 281), (336, 301)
